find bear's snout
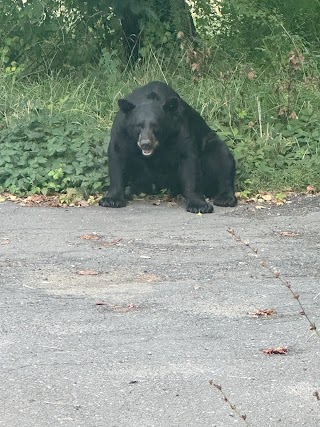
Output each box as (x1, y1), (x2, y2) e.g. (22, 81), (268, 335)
(138, 133), (159, 156)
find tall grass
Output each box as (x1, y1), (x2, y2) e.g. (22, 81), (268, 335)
(1, 42), (320, 196)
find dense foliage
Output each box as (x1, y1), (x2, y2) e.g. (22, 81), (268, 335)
(2, 0), (319, 75)
(1, 0), (320, 197)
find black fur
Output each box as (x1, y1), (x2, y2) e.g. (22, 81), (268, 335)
(99, 81), (237, 213)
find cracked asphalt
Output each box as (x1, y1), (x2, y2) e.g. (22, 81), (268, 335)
(0, 195), (320, 427)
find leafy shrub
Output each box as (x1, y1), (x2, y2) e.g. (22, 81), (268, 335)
(216, 110), (320, 193)
(0, 111), (109, 195)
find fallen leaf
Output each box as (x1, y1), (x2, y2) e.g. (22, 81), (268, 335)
(167, 201), (177, 207)
(262, 346), (288, 355)
(249, 308), (277, 317)
(112, 303), (139, 313)
(261, 194), (272, 201)
(307, 185), (315, 193)
(1, 239), (10, 245)
(100, 238), (123, 247)
(80, 234), (101, 240)
(95, 302), (138, 312)
(255, 205), (266, 210)
(127, 303), (138, 309)
(248, 70), (256, 80)
(277, 231), (299, 237)
(76, 269), (99, 276)
(246, 197), (258, 203)
(2, 193), (101, 207)
(191, 62), (200, 72)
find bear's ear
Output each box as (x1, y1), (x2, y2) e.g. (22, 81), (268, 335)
(118, 99), (135, 113)
(163, 97), (179, 113)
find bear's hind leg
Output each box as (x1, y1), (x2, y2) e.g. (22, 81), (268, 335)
(202, 140), (237, 207)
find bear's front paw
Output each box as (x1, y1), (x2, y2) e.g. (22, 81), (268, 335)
(186, 199), (214, 214)
(99, 196), (127, 208)
(214, 194), (237, 207)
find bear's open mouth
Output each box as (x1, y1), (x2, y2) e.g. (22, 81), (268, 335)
(138, 138), (158, 156)
(142, 149), (153, 156)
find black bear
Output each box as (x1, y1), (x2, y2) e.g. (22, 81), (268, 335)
(99, 81), (237, 213)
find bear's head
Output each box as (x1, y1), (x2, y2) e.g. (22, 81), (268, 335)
(118, 94), (180, 156)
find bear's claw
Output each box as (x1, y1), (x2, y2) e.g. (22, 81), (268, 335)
(213, 194), (237, 207)
(99, 197), (127, 208)
(186, 200), (214, 214)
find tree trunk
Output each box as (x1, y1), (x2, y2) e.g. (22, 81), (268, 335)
(119, 0), (197, 63)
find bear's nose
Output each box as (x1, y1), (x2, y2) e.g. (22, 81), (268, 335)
(139, 140), (152, 150)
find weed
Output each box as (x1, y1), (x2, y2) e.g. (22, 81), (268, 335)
(227, 228), (319, 338)
(209, 381), (250, 426)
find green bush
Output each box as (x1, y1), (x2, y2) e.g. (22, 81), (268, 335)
(0, 111), (109, 195)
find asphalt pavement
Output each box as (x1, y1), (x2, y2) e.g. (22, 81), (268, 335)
(1, 195), (320, 427)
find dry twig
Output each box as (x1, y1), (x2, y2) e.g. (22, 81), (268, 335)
(227, 228), (319, 338)
(209, 381), (251, 426)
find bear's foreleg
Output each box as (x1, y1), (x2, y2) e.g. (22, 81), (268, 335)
(99, 141), (127, 208)
(178, 151), (214, 214)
